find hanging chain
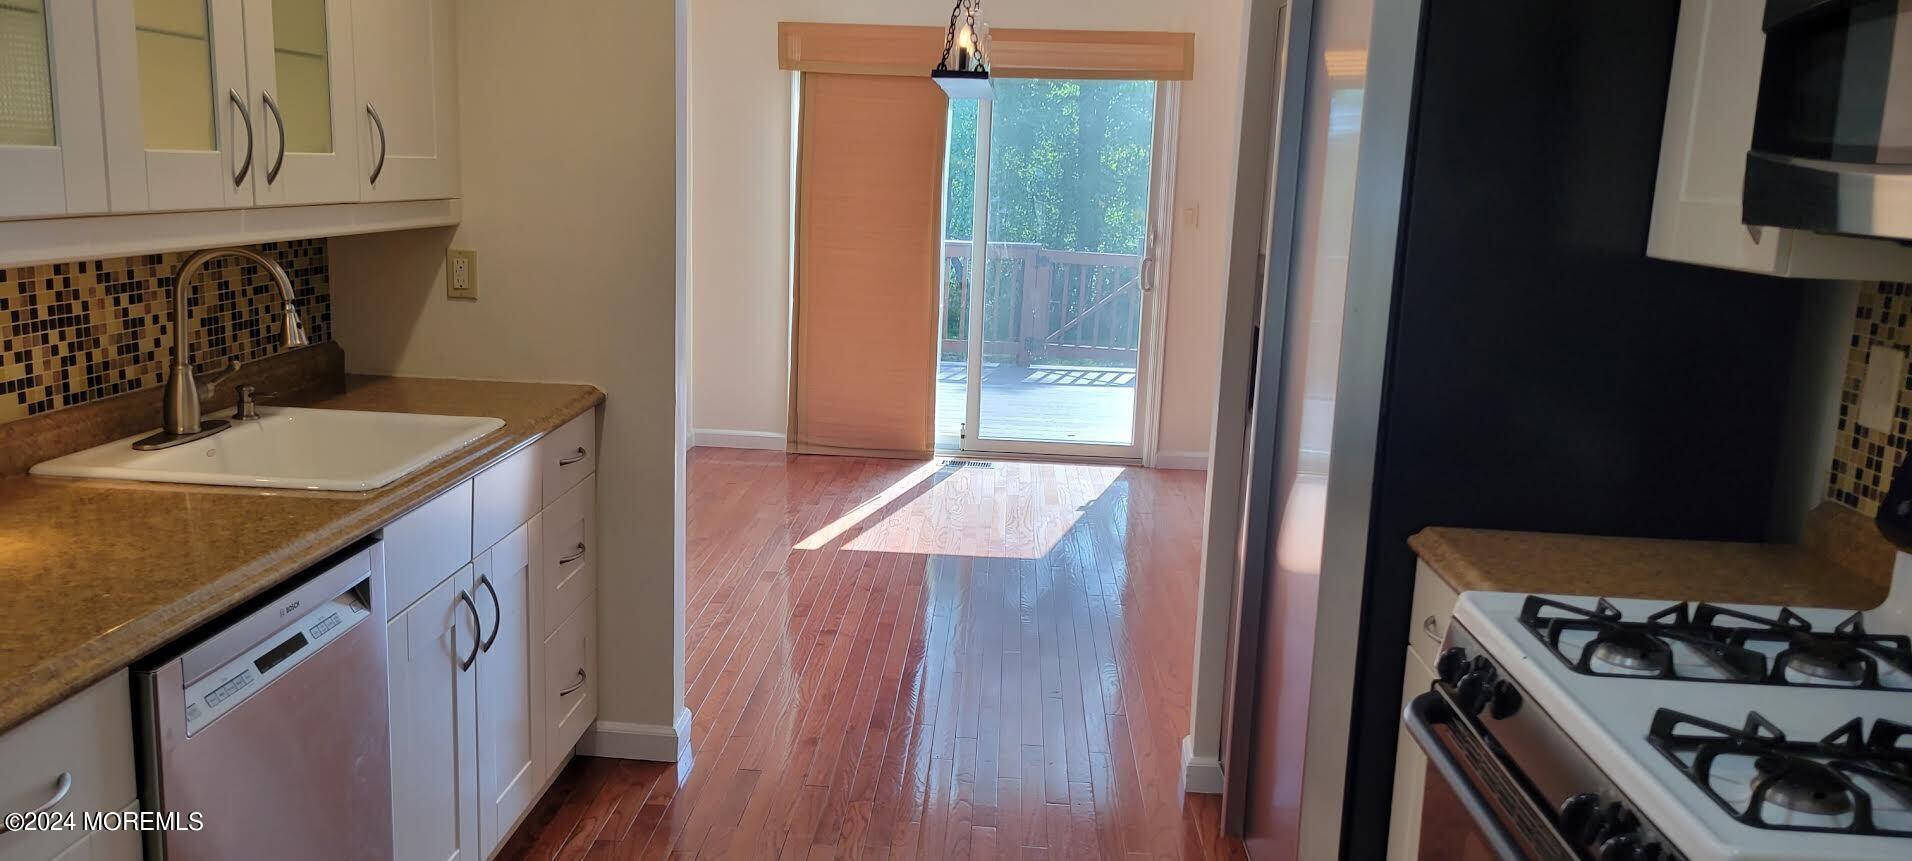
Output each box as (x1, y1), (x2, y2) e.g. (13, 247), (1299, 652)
(935, 0), (986, 72)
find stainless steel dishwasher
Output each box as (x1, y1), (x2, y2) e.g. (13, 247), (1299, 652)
(134, 540), (393, 860)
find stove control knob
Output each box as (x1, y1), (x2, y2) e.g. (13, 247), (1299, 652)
(1597, 834), (1640, 860)
(1597, 802), (1637, 840)
(1558, 793), (1602, 844)
(1456, 670), (1495, 715)
(1630, 842), (1663, 860)
(1487, 679), (1522, 719)
(1436, 647), (1469, 684)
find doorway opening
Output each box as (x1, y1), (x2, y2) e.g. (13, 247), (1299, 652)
(935, 78), (1176, 460)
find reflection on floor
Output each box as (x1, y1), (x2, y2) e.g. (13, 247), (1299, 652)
(935, 360), (1138, 446)
(500, 449), (1239, 859)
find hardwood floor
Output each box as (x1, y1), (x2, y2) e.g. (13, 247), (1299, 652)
(500, 449), (1239, 859)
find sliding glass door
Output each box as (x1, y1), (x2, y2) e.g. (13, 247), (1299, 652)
(936, 78), (1175, 459)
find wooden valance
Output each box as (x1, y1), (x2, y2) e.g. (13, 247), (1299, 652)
(777, 22), (1195, 81)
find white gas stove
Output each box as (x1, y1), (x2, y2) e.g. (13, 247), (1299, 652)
(1409, 554), (1912, 861)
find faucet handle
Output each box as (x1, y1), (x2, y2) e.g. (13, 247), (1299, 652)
(196, 359), (243, 400)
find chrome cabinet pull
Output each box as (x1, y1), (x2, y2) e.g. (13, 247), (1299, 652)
(366, 104), (387, 184)
(557, 669), (587, 697)
(557, 447), (588, 466)
(0, 772), (71, 834)
(1422, 615), (1440, 638)
(262, 91), (287, 184)
(477, 574), (501, 653)
(558, 542), (586, 565)
(230, 89), (254, 187)
(457, 590), (480, 671)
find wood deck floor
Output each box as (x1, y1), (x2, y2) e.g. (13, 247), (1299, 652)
(500, 450), (1237, 859)
(935, 362), (1138, 447)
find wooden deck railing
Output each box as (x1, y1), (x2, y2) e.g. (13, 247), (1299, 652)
(940, 240), (1144, 366)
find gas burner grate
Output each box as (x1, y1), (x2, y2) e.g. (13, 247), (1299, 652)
(1647, 709), (1912, 837)
(1516, 596), (1912, 689)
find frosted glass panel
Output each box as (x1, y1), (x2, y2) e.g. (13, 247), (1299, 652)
(272, 0), (331, 153)
(134, 0), (214, 151)
(0, 0), (54, 147)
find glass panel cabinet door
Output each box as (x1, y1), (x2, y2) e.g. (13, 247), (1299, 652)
(0, 0), (107, 217)
(99, 0), (252, 211)
(243, 0), (359, 204)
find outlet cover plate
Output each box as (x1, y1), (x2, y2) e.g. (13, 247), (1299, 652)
(446, 248), (477, 300)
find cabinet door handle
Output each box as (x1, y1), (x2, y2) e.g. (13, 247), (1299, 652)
(1422, 614), (1441, 638)
(366, 103), (387, 184)
(261, 90), (287, 184)
(0, 772), (71, 834)
(230, 89), (254, 187)
(558, 542), (587, 565)
(477, 574), (501, 653)
(457, 589), (481, 671)
(558, 669), (587, 697)
(558, 446), (588, 466)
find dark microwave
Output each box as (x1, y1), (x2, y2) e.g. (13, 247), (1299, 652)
(1742, 0), (1912, 242)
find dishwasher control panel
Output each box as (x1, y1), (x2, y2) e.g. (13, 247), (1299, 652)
(182, 591), (370, 735)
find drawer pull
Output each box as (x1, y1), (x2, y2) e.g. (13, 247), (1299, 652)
(558, 669), (588, 697)
(0, 772), (72, 834)
(558, 543), (587, 565)
(1422, 614), (1441, 638)
(558, 447), (588, 466)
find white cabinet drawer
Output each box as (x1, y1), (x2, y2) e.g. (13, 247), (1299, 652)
(0, 674), (136, 861)
(539, 411), (598, 507)
(383, 480), (474, 618)
(537, 475), (597, 639)
(542, 592), (597, 767)
(1408, 560), (1460, 669)
(475, 443), (542, 555)
(44, 802), (140, 861)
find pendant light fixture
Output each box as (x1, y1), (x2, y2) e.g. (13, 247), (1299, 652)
(932, 0), (992, 100)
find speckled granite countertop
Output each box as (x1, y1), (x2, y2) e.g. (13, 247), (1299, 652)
(0, 375), (603, 734)
(1409, 506), (1893, 610)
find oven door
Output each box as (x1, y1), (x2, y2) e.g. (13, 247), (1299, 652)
(1405, 688), (1581, 861)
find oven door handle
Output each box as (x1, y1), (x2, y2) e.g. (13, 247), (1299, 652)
(1405, 691), (1531, 861)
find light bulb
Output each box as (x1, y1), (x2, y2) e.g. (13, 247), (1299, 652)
(956, 24), (974, 51)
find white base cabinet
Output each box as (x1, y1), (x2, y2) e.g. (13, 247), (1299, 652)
(1387, 561), (1459, 860)
(0, 674), (139, 861)
(385, 408), (600, 860)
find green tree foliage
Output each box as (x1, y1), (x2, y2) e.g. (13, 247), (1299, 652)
(943, 79), (1156, 255)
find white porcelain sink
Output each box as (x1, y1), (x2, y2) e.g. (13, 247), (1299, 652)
(31, 407), (505, 491)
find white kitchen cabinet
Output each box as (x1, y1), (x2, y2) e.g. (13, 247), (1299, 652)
(1386, 648), (1437, 861)
(387, 567), (482, 861)
(0, 673), (139, 861)
(474, 521), (541, 858)
(240, 0), (362, 205)
(97, 0), (256, 212)
(349, 0), (458, 201)
(386, 406), (600, 858)
(0, 0), (109, 218)
(542, 590), (599, 772)
(1387, 562), (1457, 860)
(1648, 0), (1912, 280)
(41, 802), (141, 861)
(537, 474), (596, 639)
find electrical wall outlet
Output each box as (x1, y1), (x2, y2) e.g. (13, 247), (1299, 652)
(446, 248), (478, 300)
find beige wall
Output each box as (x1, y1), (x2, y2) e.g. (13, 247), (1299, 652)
(331, 0), (684, 730)
(687, 0), (1249, 461)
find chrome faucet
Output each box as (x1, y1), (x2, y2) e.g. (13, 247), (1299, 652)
(133, 247), (309, 451)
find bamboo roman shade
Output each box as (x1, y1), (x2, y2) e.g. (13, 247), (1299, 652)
(788, 72), (947, 456)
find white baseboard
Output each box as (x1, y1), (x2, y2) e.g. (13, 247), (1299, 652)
(1154, 450), (1210, 471)
(691, 428), (787, 450)
(1182, 735), (1224, 795)
(580, 708), (693, 762)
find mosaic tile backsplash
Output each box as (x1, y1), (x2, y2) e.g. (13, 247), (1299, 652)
(1829, 281), (1912, 514)
(0, 240), (330, 424)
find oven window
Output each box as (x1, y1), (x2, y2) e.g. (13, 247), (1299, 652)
(1753, 0), (1911, 164)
